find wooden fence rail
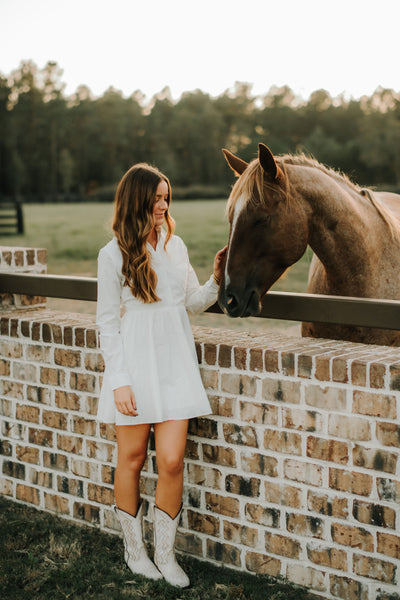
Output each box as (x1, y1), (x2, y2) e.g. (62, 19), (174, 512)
(1, 272), (400, 330)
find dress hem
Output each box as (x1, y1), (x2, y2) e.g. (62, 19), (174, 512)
(97, 409), (212, 426)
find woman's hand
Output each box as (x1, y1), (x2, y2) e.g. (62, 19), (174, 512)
(113, 386), (138, 416)
(213, 246), (228, 284)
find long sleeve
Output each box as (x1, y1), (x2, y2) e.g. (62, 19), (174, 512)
(183, 244), (219, 316)
(96, 248), (132, 390)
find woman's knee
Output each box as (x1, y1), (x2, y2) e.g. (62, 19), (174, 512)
(118, 447), (147, 474)
(157, 453), (184, 477)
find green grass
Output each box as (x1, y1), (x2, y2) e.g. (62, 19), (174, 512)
(0, 201), (313, 333)
(0, 497), (316, 600)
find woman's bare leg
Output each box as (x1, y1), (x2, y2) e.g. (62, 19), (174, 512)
(115, 423), (151, 516)
(154, 419), (188, 518)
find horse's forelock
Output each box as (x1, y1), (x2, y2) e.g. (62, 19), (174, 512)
(227, 160), (269, 219)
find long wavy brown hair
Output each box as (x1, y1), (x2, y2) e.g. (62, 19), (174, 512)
(112, 163), (175, 303)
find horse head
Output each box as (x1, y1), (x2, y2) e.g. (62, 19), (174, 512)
(218, 143), (309, 318)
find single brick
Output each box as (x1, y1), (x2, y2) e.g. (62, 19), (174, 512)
(286, 563), (326, 593)
(54, 348), (82, 368)
(282, 408), (322, 432)
(305, 385), (346, 411)
(87, 483), (114, 505)
(377, 531), (400, 559)
(189, 418), (218, 439)
(262, 379), (301, 404)
(329, 468), (373, 497)
(204, 343), (217, 365)
(206, 540), (241, 567)
(205, 492), (240, 518)
(331, 523), (373, 551)
(187, 463), (223, 489)
(16, 483), (40, 506)
(16, 404), (40, 423)
(202, 443), (237, 467)
(249, 348), (264, 372)
(265, 532), (301, 559)
(29, 427), (54, 447)
(307, 543), (347, 570)
(353, 390), (396, 419)
(73, 502), (100, 524)
(352, 445), (397, 474)
(69, 372), (96, 392)
(307, 490), (348, 519)
(328, 414), (371, 441)
(43, 452), (69, 472)
(223, 520), (258, 547)
(245, 551), (281, 576)
(225, 474), (260, 497)
(223, 423), (258, 448)
(209, 396), (236, 417)
(57, 434), (83, 455)
(245, 503), (280, 528)
(376, 422), (400, 448)
(265, 482), (303, 509)
(55, 390), (81, 411)
(44, 493), (70, 515)
(218, 344), (232, 368)
(264, 429), (302, 456)
(306, 436), (349, 465)
(83, 352), (104, 373)
(286, 513), (324, 539)
(284, 459), (323, 487)
(353, 500), (395, 529)
(42, 410), (68, 430)
(377, 478), (400, 502)
(353, 553), (396, 583)
(240, 400), (278, 425)
(16, 445), (39, 464)
(72, 416), (97, 437)
(369, 363), (386, 389)
(351, 360), (367, 387)
(221, 373), (258, 396)
(40, 367), (65, 387)
(241, 452), (278, 476)
(188, 509), (220, 536)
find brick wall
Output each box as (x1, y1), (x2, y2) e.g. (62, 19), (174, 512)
(1, 246), (400, 600)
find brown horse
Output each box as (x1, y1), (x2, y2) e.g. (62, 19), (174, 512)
(218, 143), (400, 345)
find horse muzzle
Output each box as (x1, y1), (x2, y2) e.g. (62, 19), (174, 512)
(218, 282), (261, 318)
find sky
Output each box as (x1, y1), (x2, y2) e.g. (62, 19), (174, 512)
(1, 0), (399, 103)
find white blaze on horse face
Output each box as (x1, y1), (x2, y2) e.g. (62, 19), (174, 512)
(225, 193), (246, 290)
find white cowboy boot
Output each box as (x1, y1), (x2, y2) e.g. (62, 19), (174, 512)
(114, 502), (162, 580)
(153, 504), (190, 588)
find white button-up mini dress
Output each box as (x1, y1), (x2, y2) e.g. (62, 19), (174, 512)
(96, 229), (219, 425)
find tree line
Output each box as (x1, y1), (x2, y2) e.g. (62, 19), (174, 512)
(1, 60), (400, 201)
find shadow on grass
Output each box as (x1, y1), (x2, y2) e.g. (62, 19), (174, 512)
(0, 497), (317, 600)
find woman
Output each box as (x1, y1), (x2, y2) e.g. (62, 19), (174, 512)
(96, 163), (226, 588)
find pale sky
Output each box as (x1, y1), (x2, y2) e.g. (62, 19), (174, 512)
(1, 0), (399, 103)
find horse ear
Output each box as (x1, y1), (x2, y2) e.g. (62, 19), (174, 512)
(222, 149), (248, 176)
(258, 143), (279, 179)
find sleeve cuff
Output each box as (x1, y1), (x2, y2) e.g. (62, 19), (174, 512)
(110, 373), (133, 390)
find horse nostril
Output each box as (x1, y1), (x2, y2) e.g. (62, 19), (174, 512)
(227, 294), (238, 309)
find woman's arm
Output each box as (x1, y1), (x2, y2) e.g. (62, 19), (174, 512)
(97, 248), (138, 416)
(184, 245), (227, 315)
(96, 248), (133, 390)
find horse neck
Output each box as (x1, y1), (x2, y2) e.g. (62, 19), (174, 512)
(287, 165), (392, 293)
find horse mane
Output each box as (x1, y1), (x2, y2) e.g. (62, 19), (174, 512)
(227, 152), (399, 241)
(280, 153), (400, 241)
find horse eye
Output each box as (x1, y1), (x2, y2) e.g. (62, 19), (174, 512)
(253, 216), (271, 227)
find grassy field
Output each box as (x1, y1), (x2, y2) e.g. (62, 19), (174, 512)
(1, 201), (313, 333)
(0, 497), (316, 600)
